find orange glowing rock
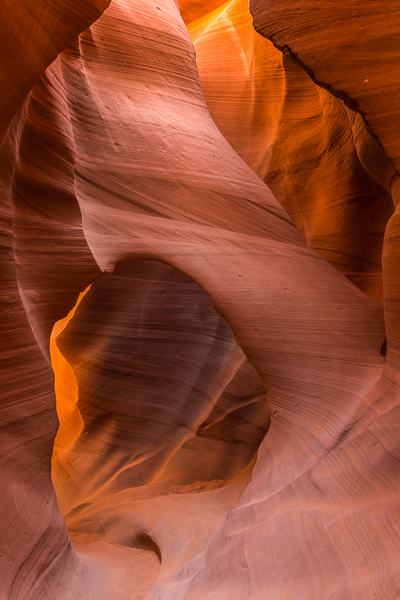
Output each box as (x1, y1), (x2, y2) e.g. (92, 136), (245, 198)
(178, 0), (228, 25)
(0, 0), (399, 599)
(190, 0), (393, 304)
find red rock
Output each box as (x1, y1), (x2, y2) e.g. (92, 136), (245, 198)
(190, 0), (393, 304)
(250, 0), (400, 177)
(0, 0), (398, 598)
(0, 0), (110, 142)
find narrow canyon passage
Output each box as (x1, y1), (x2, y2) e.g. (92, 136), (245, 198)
(1, 0), (400, 599)
(50, 260), (270, 598)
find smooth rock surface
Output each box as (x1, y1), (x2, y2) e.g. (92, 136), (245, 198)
(191, 0), (394, 304)
(0, 0), (110, 141)
(0, 0), (399, 599)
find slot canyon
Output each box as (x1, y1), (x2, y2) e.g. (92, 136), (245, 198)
(1, 0), (400, 598)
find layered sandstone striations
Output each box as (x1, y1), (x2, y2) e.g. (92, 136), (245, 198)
(0, 0), (399, 599)
(0, 0), (111, 142)
(190, 0), (394, 303)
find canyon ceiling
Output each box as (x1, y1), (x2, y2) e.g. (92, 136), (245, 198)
(1, 0), (400, 599)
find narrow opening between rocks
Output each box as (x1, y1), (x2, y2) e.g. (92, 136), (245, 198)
(49, 260), (270, 595)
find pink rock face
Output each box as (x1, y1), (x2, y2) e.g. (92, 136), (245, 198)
(0, 0), (399, 599)
(0, 0), (111, 140)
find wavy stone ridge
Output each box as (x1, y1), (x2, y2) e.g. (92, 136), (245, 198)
(0, 0), (399, 599)
(190, 0), (393, 304)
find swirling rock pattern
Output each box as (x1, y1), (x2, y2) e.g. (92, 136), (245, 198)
(190, 0), (393, 304)
(250, 0), (400, 176)
(53, 260), (270, 514)
(0, 0), (111, 141)
(0, 0), (399, 599)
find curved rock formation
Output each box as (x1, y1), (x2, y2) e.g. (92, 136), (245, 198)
(190, 0), (393, 304)
(250, 0), (400, 177)
(0, 0), (399, 599)
(178, 0), (228, 25)
(0, 0), (110, 142)
(52, 260), (270, 514)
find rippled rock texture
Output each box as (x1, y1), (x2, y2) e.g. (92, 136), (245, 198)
(0, 0), (399, 599)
